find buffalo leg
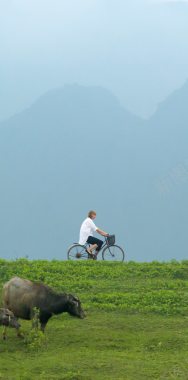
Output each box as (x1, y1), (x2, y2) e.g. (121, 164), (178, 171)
(16, 321), (23, 338)
(39, 312), (51, 332)
(40, 322), (47, 332)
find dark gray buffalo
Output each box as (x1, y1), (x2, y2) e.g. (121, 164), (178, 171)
(3, 277), (85, 332)
(0, 308), (21, 339)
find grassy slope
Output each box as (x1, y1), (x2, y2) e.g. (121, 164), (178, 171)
(1, 260), (188, 380)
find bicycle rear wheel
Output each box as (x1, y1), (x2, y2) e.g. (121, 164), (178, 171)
(67, 244), (89, 260)
(102, 245), (125, 262)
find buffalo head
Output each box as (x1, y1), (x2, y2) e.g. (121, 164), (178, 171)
(0, 308), (20, 329)
(66, 295), (85, 319)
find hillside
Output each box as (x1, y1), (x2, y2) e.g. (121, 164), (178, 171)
(1, 259), (188, 379)
(0, 83), (187, 261)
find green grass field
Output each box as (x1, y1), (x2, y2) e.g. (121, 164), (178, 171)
(1, 259), (188, 379)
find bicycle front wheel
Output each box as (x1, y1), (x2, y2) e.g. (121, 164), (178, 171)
(67, 244), (88, 260)
(102, 245), (125, 262)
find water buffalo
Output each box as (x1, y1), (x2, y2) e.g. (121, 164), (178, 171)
(3, 277), (85, 332)
(0, 308), (21, 339)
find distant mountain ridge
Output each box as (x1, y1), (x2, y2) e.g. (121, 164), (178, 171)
(0, 83), (187, 261)
(0, 84), (141, 131)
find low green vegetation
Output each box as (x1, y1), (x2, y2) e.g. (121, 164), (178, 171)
(1, 259), (188, 379)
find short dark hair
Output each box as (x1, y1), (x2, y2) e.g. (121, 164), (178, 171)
(88, 210), (96, 218)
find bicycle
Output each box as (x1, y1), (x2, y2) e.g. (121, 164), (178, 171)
(67, 235), (125, 262)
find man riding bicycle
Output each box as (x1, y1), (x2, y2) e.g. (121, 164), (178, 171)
(79, 210), (109, 259)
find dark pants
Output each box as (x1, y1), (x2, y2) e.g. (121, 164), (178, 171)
(87, 236), (103, 252)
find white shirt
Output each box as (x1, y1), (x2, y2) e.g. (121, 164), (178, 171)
(79, 217), (98, 245)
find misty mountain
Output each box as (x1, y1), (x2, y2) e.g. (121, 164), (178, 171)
(0, 84), (187, 261)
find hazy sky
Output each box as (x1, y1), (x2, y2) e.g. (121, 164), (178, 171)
(1, 0), (188, 120)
